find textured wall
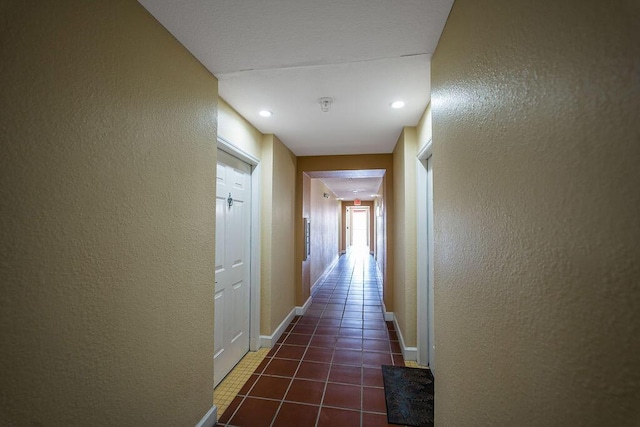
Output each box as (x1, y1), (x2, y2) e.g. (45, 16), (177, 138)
(260, 135), (297, 335)
(392, 129), (418, 348)
(309, 180), (340, 288)
(432, 0), (640, 425)
(218, 98), (263, 161)
(0, 1), (217, 425)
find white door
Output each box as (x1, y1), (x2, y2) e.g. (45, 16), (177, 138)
(214, 150), (251, 386)
(427, 156), (435, 373)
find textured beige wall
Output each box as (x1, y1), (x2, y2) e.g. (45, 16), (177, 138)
(309, 180), (340, 288)
(392, 128), (418, 347)
(0, 1), (217, 425)
(431, 1), (640, 425)
(218, 97), (262, 161)
(260, 135), (296, 335)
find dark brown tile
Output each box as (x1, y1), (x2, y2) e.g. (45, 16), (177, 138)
(363, 320), (386, 330)
(292, 324), (317, 334)
(238, 374), (259, 395)
(338, 327), (363, 338)
(315, 326), (340, 335)
(388, 330), (399, 340)
(227, 397), (280, 427)
(390, 340), (402, 354)
(298, 317), (320, 326)
(362, 351), (393, 367)
(392, 354), (405, 366)
(284, 379), (325, 404)
(254, 357), (270, 374)
(364, 305), (382, 312)
(322, 383), (361, 410)
(218, 396), (243, 424)
(363, 386), (387, 413)
(266, 344), (281, 357)
(328, 364), (362, 385)
(385, 321), (395, 330)
(362, 412), (395, 427)
(326, 303), (345, 310)
(284, 333), (312, 346)
(322, 310), (343, 318)
(363, 367), (384, 388)
(336, 337), (363, 350)
(341, 319), (363, 328)
(272, 402), (320, 427)
(333, 349), (362, 366)
(363, 329), (389, 340)
(364, 312), (384, 320)
(318, 318), (341, 327)
(303, 346), (334, 363)
(248, 375), (291, 399)
(363, 339), (390, 353)
(310, 334), (337, 348)
(263, 358), (299, 377)
(295, 361), (330, 381)
(342, 311), (363, 319)
(275, 344), (306, 360)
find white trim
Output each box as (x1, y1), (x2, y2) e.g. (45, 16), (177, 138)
(249, 164), (261, 351)
(392, 314), (418, 362)
(216, 137), (262, 352)
(416, 157), (429, 366)
(296, 296), (312, 316)
(259, 307), (296, 348)
(195, 405), (217, 427)
(384, 311), (394, 322)
(417, 137), (433, 160)
(311, 255), (340, 293)
(217, 135), (260, 165)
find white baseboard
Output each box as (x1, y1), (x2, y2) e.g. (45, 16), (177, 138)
(296, 296), (312, 316)
(195, 405), (217, 427)
(382, 302), (394, 322)
(259, 307), (296, 348)
(311, 255), (340, 293)
(392, 315), (418, 362)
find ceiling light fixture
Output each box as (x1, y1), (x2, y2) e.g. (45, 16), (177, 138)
(390, 101), (405, 109)
(259, 110), (273, 117)
(318, 97), (333, 113)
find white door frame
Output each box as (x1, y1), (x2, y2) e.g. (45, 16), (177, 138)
(416, 138), (435, 372)
(217, 136), (261, 351)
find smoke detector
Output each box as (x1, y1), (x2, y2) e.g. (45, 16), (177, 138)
(318, 97), (333, 113)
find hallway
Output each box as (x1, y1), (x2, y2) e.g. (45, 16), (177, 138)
(217, 249), (405, 426)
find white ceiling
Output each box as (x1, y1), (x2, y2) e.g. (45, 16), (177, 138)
(139, 1), (452, 199)
(307, 170), (385, 201)
(138, 0), (453, 156)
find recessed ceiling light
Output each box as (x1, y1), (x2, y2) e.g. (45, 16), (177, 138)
(259, 110), (273, 117)
(390, 101), (405, 109)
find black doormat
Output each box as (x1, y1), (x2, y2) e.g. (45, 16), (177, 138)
(381, 365), (434, 426)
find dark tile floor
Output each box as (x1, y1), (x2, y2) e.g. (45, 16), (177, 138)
(216, 250), (404, 427)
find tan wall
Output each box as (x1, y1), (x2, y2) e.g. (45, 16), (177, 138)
(309, 180), (340, 289)
(260, 135), (297, 335)
(218, 97), (262, 161)
(392, 128), (418, 347)
(0, 1), (217, 425)
(431, 1), (640, 425)
(296, 155), (394, 310)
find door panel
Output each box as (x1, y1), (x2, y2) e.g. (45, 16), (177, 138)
(214, 150), (251, 387)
